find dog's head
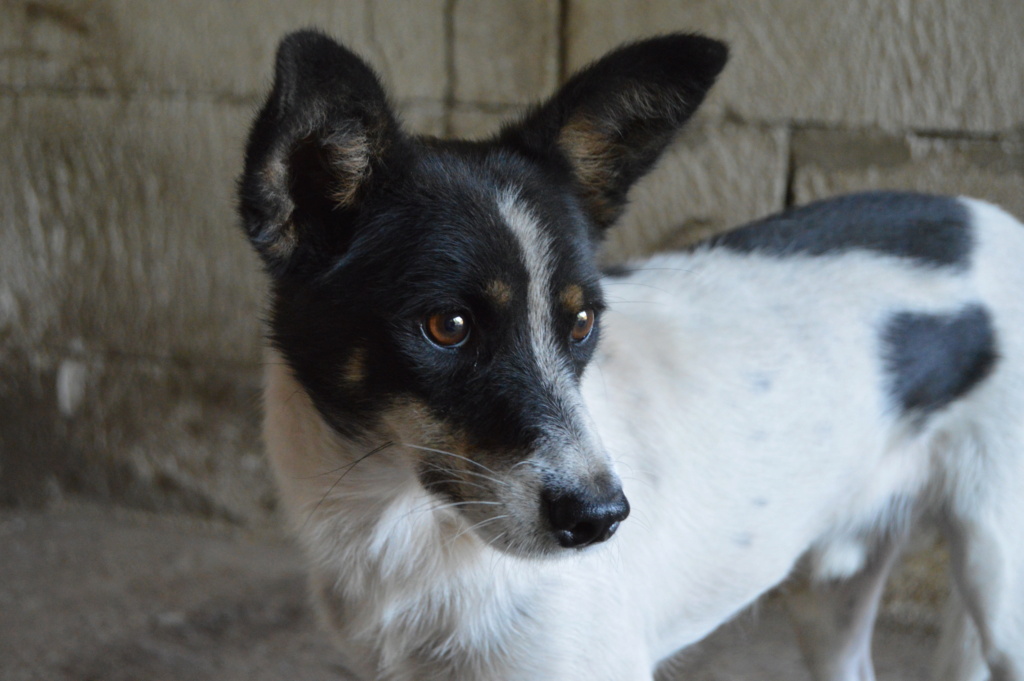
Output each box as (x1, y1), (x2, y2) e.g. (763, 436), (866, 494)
(239, 31), (727, 556)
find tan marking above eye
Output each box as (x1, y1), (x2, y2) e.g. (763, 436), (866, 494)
(486, 280), (513, 307)
(424, 312), (470, 347)
(571, 308), (595, 342)
(560, 284), (585, 314)
(341, 346), (368, 385)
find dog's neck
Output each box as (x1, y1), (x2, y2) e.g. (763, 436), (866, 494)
(263, 356), (557, 677)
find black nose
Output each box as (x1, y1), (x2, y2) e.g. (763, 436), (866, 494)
(544, 485), (630, 548)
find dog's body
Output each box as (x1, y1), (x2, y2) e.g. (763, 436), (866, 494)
(240, 31), (1024, 681)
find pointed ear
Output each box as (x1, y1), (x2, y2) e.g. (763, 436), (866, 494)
(238, 30), (404, 278)
(500, 34), (728, 230)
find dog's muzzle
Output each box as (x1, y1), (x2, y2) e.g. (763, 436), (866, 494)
(543, 483), (630, 548)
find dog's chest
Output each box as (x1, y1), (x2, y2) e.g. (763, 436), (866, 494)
(317, 542), (562, 679)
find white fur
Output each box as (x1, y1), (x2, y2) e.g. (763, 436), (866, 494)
(264, 197), (1024, 680)
(496, 189), (614, 481)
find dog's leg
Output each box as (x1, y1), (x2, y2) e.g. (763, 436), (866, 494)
(941, 510), (1024, 681)
(784, 536), (903, 681)
(933, 589), (987, 681)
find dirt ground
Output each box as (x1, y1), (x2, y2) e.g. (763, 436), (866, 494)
(1, 502), (937, 681)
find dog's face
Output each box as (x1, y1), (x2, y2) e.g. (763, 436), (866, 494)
(270, 147), (616, 555)
(239, 31), (727, 556)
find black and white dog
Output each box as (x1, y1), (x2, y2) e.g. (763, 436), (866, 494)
(238, 30), (1024, 681)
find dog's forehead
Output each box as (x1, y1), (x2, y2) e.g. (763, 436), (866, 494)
(399, 148), (600, 300)
(492, 188), (592, 316)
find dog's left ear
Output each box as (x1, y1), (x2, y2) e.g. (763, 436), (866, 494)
(500, 34), (728, 230)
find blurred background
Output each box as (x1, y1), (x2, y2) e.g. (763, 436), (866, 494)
(1, 1), (1022, 679)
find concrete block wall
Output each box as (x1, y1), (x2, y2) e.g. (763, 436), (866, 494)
(2, 0), (1022, 537)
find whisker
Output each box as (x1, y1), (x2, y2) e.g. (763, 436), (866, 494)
(507, 459), (534, 473)
(300, 441), (395, 531)
(449, 514), (509, 544)
(610, 265), (696, 274)
(420, 462), (509, 487)
(485, 531), (508, 552)
(418, 465), (505, 493)
(459, 466), (509, 483)
(300, 443), (396, 480)
(602, 298), (659, 306)
(403, 496), (503, 519)
(436, 499), (503, 510)
(399, 443), (502, 477)
(284, 388), (305, 404)
(602, 281), (673, 292)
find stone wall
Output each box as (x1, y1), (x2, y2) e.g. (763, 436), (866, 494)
(2, 0), (1022, 526)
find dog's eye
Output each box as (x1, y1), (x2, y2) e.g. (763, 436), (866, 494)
(423, 312), (470, 348)
(570, 308), (595, 343)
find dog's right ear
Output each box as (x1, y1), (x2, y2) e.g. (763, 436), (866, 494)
(238, 30), (404, 278)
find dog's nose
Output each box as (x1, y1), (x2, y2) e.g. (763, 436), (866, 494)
(544, 485), (630, 548)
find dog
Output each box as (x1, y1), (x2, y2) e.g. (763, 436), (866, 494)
(237, 30), (1024, 681)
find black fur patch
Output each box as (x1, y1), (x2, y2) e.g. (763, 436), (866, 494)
(882, 305), (998, 416)
(713, 192), (973, 268)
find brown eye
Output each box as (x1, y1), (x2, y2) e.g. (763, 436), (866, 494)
(424, 312), (470, 347)
(571, 308), (595, 343)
